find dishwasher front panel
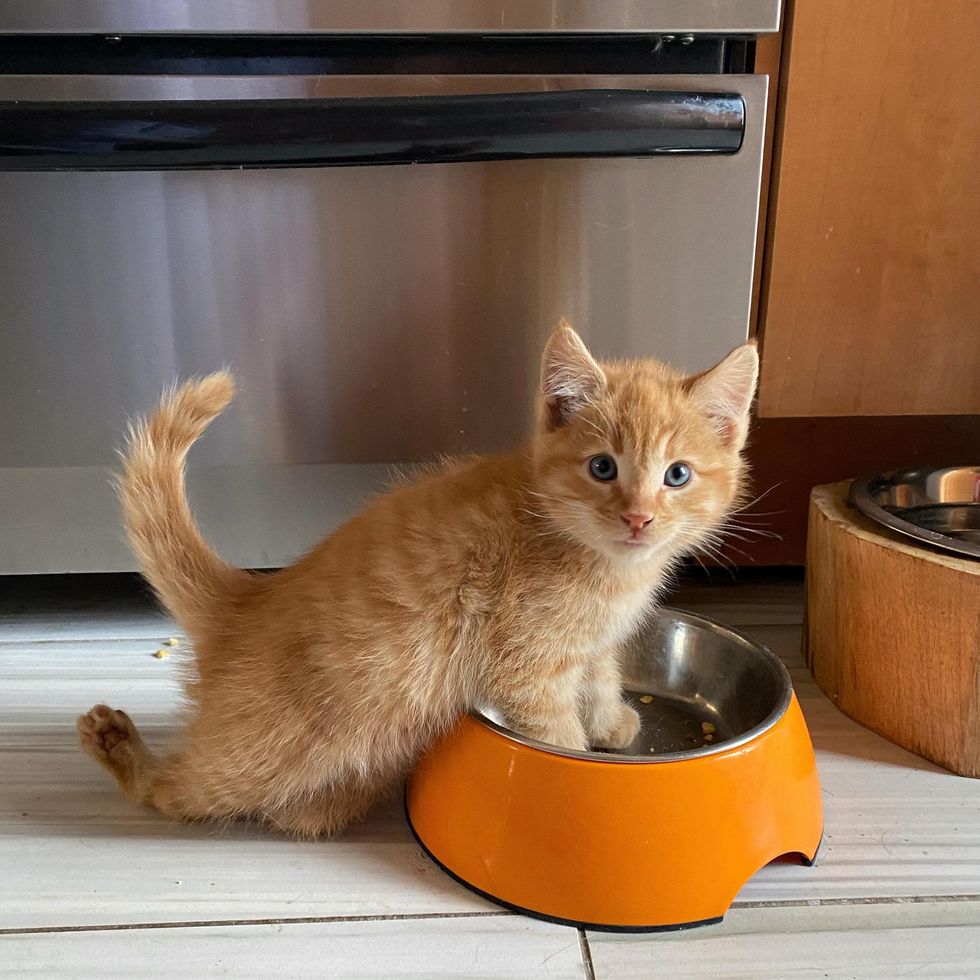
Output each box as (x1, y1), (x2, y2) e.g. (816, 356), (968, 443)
(0, 73), (766, 571)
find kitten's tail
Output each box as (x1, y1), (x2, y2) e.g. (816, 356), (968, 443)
(117, 371), (249, 632)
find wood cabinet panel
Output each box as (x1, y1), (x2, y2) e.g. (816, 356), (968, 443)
(733, 414), (979, 565)
(757, 0), (980, 417)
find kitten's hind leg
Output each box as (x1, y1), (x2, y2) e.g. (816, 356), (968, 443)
(79, 706), (256, 824)
(79, 707), (382, 837)
(77, 704), (157, 803)
(266, 779), (382, 840)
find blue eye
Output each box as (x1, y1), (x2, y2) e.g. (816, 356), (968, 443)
(664, 462), (692, 487)
(588, 454), (618, 482)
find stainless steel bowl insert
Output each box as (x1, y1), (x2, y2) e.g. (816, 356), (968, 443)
(850, 466), (980, 560)
(475, 608), (792, 764)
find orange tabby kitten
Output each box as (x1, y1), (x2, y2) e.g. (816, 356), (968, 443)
(78, 322), (758, 838)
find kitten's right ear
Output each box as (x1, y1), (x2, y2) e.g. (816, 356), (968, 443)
(541, 320), (606, 430)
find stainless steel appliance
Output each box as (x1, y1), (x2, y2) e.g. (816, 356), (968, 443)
(0, 2), (778, 573)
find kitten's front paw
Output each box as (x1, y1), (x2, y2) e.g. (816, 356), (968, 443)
(541, 729), (589, 753)
(590, 703), (641, 752)
(522, 720), (588, 753)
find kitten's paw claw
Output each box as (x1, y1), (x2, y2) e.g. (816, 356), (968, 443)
(590, 704), (641, 751)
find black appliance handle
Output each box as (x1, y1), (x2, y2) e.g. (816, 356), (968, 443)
(0, 90), (744, 172)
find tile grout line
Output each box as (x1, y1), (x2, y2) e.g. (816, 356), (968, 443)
(730, 894), (980, 910)
(0, 910), (514, 938)
(0, 635), (175, 647)
(0, 628), (803, 656)
(4, 895), (979, 939)
(577, 930), (597, 980)
(0, 621), (804, 650)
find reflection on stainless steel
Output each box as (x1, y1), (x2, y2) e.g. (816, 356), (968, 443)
(850, 466), (980, 560)
(0, 464), (394, 575)
(476, 608), (792, 763)
(0, 0), (782, 34)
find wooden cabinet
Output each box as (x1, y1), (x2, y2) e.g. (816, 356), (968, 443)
(756, 0), (980, 418)
(732, 0), (980, 564)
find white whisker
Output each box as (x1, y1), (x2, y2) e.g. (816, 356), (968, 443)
(731, 483), (783, 516)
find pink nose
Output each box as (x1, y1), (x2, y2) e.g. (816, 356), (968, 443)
(622, 512), (654, 531)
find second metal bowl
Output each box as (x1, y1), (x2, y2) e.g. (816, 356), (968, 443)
(850, 466), (980, 560)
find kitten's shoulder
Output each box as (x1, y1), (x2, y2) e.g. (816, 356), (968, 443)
(381, 457), (467, 500)
(387, 450), (527, 492)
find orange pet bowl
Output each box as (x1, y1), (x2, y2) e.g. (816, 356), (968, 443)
(407, 609), (822, 931)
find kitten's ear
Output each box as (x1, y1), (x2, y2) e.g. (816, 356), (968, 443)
(685, 342), (759, 449)
(541, 320), (606, 430)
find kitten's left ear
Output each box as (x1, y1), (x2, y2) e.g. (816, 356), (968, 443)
(685, 342), (759, 449)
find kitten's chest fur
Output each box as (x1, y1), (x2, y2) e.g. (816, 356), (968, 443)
(458, 526), (663, 667)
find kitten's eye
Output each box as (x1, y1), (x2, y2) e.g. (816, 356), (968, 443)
(664, 462), (692, 488)
(588, 454), (618, 482)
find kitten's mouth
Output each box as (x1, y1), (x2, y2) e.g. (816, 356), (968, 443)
(620, 536), (650, 548)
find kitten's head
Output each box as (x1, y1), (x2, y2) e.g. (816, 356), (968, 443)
(530, 321), (758, 566)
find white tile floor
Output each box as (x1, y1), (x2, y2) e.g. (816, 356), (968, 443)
(2, 575), (979, 978)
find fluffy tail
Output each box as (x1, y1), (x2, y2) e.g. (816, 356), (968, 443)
(118, 372), (249, 631)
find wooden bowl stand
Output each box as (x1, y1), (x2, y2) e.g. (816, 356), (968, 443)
(805, 481), (980, 777)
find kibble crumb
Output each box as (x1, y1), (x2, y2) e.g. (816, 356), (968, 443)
(639, 694), (654, 704)
(153, 648), (169, 659)
(701, 721), (716, 734)
(704, 733), (715, 742)
(165, 637), (180, 647)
